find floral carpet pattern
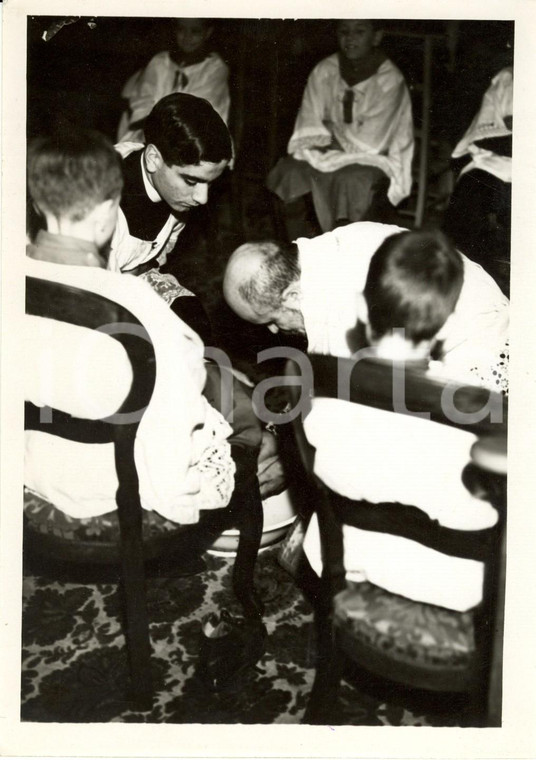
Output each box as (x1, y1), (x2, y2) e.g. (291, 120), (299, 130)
(21, 548), (467, 725)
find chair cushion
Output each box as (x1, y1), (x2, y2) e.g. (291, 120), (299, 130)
(333, 581), (475, 674)
(23, 489), (181, 543)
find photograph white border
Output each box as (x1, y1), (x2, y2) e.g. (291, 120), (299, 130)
(2, 0), (536, 756)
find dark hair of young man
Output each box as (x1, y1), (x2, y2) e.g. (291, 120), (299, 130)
(144, 92), (233, 167)
(363, 229), (464, 344)
(27, 128), (123, 222)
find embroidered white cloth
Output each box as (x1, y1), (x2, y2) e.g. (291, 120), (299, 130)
(25, 257), (235, 524)
(302, 398), (498, 612)
(139, 269), (195, 305)
(107, 142), (185, 274)
(288, 55), (414, 206)
(452, 67), (513, 183)
(117, 51), (230, 142)
(296, 222), (510, 388)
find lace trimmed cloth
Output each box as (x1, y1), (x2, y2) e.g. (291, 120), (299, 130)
(24, 401), (235, 534)
(140, 269), (195, 306)
(452, 67), (512, 183)
(469, 340), (509, 396)
(428, 340), (509, 398)
(187, 399), (236, 515)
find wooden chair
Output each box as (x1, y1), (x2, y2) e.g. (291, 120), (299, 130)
(285, 354), (507, 726)
(24, 276), (263, 709)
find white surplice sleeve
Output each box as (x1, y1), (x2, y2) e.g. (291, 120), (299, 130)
(121, 52), (173, 135)
(452, 67), (513, 182)
(288, 61), (334, 154)
(186, 54), (230, 125)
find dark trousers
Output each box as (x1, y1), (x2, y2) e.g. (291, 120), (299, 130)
(443, 169), (511, 267)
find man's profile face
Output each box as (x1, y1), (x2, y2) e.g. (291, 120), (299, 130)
(145, 149), (228, 213)
(225, 295), (306, 336)
(264, 306), (306, 335)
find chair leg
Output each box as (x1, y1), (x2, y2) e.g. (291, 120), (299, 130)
(192, 446), (265, 618)
(232, 484), (264, 619)
(115, 433), (153, 709)
(230, 449), (265, 619)
(468, 524), (506, 727)
(118, 508), (152, 709)
(119, 563), (153, 710)
(303, 614), (344, 724)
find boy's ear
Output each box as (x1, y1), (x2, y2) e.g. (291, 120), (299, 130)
(90, 198), (117, 239)
(83, 249), (106, 267)
(31, 200), (45, 218)
(93, 198), (115, 222)
(280, 281), (302, 308)
(356, 292), (369, 326)
(144, 144), (163, 174)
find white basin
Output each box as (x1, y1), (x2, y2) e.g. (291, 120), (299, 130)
(208, 488), (297, 556)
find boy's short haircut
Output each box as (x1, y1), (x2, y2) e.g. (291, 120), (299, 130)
(144, 92), (232, 167)
(28, 129), (123, 223)
(363, 229), (464, 344)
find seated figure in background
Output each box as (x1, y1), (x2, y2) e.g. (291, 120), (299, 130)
(117, 18), (230, 143)
(267, 20), (414, 240)
(443, 66), (513, 291)
(302, 229), (500, 612)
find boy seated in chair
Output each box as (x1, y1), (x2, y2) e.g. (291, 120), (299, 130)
(24, 128), (241, 564)
(302, 229), (501, 612)
(443, 65), (512, 292)
(267, 20), (413, 239)
(117, 18), (230, 144)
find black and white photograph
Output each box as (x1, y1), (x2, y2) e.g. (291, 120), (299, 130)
(1, 0), (535, 755)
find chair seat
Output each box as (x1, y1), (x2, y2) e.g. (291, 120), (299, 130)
(333, 581), (476, 691)
(24, 489), (181, 543)
(23, 489), (203, 568)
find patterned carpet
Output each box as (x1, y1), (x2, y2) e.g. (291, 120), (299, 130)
(21, 545), (469, 725)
